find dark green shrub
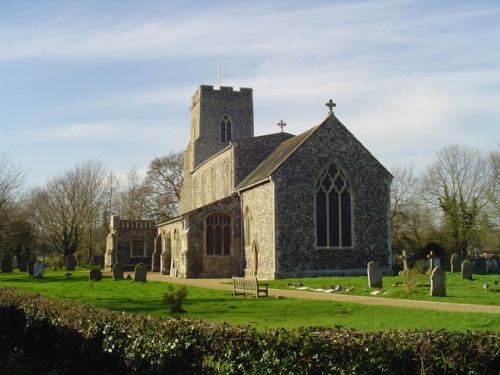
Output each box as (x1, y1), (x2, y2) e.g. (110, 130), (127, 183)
(163, 284), (188, 314)
(1, 287), (499, 375)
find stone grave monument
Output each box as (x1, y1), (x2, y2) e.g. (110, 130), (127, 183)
(89, 269), (102, 281)
(430, 266), (446, 297)
(134, 263), (147, 282)
(450, 253), (461, 273)
(367, 261), (383, 288)
(27, 259), (35, 276)
(18, 255), (28, 272)
(66, 254), (76, 272)
(112, 263), (124, 280)
(33, 261), (44, 278)
(1, 255), (13, 273)
(461, 260), (473, 280)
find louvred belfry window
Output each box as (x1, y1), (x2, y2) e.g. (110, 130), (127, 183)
(315, 164), (352, 248)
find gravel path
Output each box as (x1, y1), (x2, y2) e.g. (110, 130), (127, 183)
(124, 272), (500, 314)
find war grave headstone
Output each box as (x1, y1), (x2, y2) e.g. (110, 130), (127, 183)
(89, 269), (102, 281)
(461, 260), (473, 280)
(112, 263), (124, 280)
(430, 266), (446, 297)
(66, 254), (76, 272)
(1, 255), (13, 273)
(450, 253), (461, 273)
(134, 263), (147, 282)
(18, 255), (28, 272)
(33, 261), (44, 278)
(367, 261), (382, 288)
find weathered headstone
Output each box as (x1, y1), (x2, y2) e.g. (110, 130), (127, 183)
(430, 266), (446, 297)
(89, 269), (102, 281)
(1, 255), (13, 273)
(33, 261), (44, 278)
(18, 255), (28, 272)
(450, 253), (461, 273)
(402, 250), (409, 270)
(112, 263), (124, 280)
(461, 260), (473, 280)
(367, 261), (383, 288)
(27, 259), (35, 276)
(134, 263), (147, 282)
(66, 254), (76, 272)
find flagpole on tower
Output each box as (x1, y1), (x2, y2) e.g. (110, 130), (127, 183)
(217, 55), (220, 88)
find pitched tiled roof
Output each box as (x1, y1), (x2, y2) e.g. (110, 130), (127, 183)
(235, 122), (322, 191)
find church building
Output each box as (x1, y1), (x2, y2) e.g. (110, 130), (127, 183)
(148, 85), (392, 279)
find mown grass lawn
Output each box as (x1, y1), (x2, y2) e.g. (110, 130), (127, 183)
(1, 268), (499, 332)
(265, 271), (500, 305)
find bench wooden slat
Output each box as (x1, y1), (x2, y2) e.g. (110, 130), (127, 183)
(232, 277), (268, 298)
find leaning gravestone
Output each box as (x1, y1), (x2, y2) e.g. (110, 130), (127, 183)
(112, 263), (124, 280)
(450, 253), (461, 273)
(89, 269), (102, 281)
(134, 263), (147, 282)
(461, 260), (473, 280)
(66, 254), (76, 272)
(33, 261), (44, 278)
(1, 255), (13, 273)
(367, 261), (383, 288)
(18, 255), (28, 272)
(430, 266), (446, 297)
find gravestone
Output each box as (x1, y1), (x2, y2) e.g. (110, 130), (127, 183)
(33, 261), (44, 278)
(1, 255), (13, 273)
(66, 254), (76, 271)
(27, 259), (35, 276)
(430, 266), (446, 297)
(367, 261), (383, 288)
(402, 250), (409, 270)
(461, 260), (473, 280)
(134, 263), (147, 282)
(450, 253), (461, 273)
(18, 255), (28, 272)
(112, 263), (124, 280)
(89, 269), (102, 281)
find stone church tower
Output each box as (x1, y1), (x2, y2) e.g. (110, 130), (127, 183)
(181, 85), (254, 213)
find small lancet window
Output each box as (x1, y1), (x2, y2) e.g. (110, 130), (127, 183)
(220, 115), (232, 142)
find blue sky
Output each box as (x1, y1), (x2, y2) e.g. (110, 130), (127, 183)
(1, 0), (499, 188)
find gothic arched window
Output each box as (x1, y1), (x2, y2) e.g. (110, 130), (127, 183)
(315, 163), (352, 248)
(220, 115), (232, 142)
(205, 213), (232, 256)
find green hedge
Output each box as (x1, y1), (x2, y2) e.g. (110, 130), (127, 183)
(0, 287), (498, 374)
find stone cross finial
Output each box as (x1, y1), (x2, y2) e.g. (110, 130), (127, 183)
(325, 99), (336, 114)
(277, 119), (287, 132)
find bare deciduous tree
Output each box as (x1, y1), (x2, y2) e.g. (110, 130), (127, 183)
(28, 160), (108, 261)
(144, 151), (183, 221)
(0, 153), (26, 257)
(421, 145), (496, 256)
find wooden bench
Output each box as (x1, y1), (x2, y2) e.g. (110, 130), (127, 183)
(232, 277), (269, 298)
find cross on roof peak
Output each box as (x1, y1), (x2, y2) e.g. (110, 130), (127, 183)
(277, 119), (287, 132)
(325, 99), (336, 114)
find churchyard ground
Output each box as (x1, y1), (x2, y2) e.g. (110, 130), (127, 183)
(0, 268), (498, 332)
